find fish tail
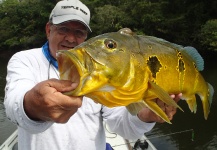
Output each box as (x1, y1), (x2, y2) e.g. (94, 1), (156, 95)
(208, 83), (214, 108)
(199, 82), (214, 120)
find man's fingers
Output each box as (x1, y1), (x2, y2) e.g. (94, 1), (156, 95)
(49, 109), (79, 123)
(53, 90), (82, 107)
(40, 95), (83, 123)
(174, 93), (182, 102)
(170, 94), (175, 99)
(156, 93), (181, 122)
(166, 105), (176, 119)
(24, 79), (82, 122)
(46, 78), (78, 93)
(156, 99), (166, 111)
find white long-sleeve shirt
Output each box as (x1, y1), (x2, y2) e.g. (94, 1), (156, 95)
(4, 48), (155, 150)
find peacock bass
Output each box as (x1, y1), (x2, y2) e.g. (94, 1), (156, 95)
(56, 28), (214, 124)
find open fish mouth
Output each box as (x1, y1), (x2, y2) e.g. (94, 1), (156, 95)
(57, 49), (108, 96)
(57, 49), (86, 95)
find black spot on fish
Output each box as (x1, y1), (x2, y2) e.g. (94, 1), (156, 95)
(147, 56), (162, 78)
(176, 50), (185, 72)
(177, 51), (183, 58)
(178, 59), (185, 72)
(193, 62), (197, 69)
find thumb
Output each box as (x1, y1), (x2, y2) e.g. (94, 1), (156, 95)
(47, 79), (79, 92)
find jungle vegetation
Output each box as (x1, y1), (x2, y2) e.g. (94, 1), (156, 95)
(0, 0), (217, 52)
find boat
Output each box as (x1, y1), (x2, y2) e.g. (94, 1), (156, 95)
(0, 130), (18, 150)
(105, 123), (157, 150)
(0, 124), (156, 150)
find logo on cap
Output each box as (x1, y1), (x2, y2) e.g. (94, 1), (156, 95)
(61, 6), (88, 15)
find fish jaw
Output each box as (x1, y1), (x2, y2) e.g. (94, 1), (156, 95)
(56, 49), (108, 96)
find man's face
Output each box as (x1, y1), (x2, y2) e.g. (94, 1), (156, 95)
(46, 21), (88, 58)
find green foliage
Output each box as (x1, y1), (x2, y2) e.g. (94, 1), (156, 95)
(88, 0), (217, 51)
(200, 20), (217, 51)
(0, 0), (217, 52)
(0, 0), (55, 51)
(90, 5), (133, 36)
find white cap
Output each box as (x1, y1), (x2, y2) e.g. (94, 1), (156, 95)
(49, 0), (91, 32)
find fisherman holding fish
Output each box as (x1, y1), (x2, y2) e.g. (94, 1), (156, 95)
(4, 0), (182, 149)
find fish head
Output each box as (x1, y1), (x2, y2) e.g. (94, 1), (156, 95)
(57, 28), (138, 97)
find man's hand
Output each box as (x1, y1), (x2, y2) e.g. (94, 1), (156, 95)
(24, 79), (82, 123)
(137, 93), (182, 123)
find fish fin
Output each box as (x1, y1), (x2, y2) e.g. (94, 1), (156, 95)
(148, 80), (183, 112)
(181, 46), (204, 71)
(144, 100), (172, 124)
(208, 83), (214, 107)
(126, 101), (146, 116)
(201, 83), (214, 120)
(185, 95), (197, 113)
(150, 36), (184, 50)
(126, 100), (172, 124)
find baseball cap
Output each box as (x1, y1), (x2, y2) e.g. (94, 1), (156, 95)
(49, 0), (91, 32)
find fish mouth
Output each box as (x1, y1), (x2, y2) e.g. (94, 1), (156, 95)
(57, 48), (107, 96)
(57, 49), (87, 96)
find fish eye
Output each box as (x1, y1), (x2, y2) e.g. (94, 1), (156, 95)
(104, 39), (117, 49)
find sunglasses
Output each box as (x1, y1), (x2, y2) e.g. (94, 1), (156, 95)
(52, 25), (88, 39)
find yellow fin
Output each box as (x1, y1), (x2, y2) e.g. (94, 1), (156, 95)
(148, 80), (183, 112)
(126, 101), (146, 116)
(200, 83), (214, 120)
(126, 100), (172, 124)
(185, 95), (197, 113)
(144, 100), (172, 124)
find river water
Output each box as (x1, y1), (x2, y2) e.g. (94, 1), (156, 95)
(0, 50), (217, 149)
(0, 55), (17, 145)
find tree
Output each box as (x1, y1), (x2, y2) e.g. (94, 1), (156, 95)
(0, 0), (217, 52)
(90, 5), (133, 36)
(0, 0), (55, 51)
(199, 20), (217, 51)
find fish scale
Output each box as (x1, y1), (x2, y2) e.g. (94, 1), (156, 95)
(57, 28), (214, 124)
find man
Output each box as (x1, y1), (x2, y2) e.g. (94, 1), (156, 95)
(4, 0), (181, 149)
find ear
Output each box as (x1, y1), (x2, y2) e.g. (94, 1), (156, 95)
(45, 22), (51, 39)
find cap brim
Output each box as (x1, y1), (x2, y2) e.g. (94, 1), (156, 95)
(52, 15), (92, 32)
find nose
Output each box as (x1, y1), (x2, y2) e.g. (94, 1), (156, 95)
(64, 33), (77, 43)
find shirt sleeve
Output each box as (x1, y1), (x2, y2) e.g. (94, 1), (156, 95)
(4, 52), (53, 134)
(102, 106), (155, 140)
